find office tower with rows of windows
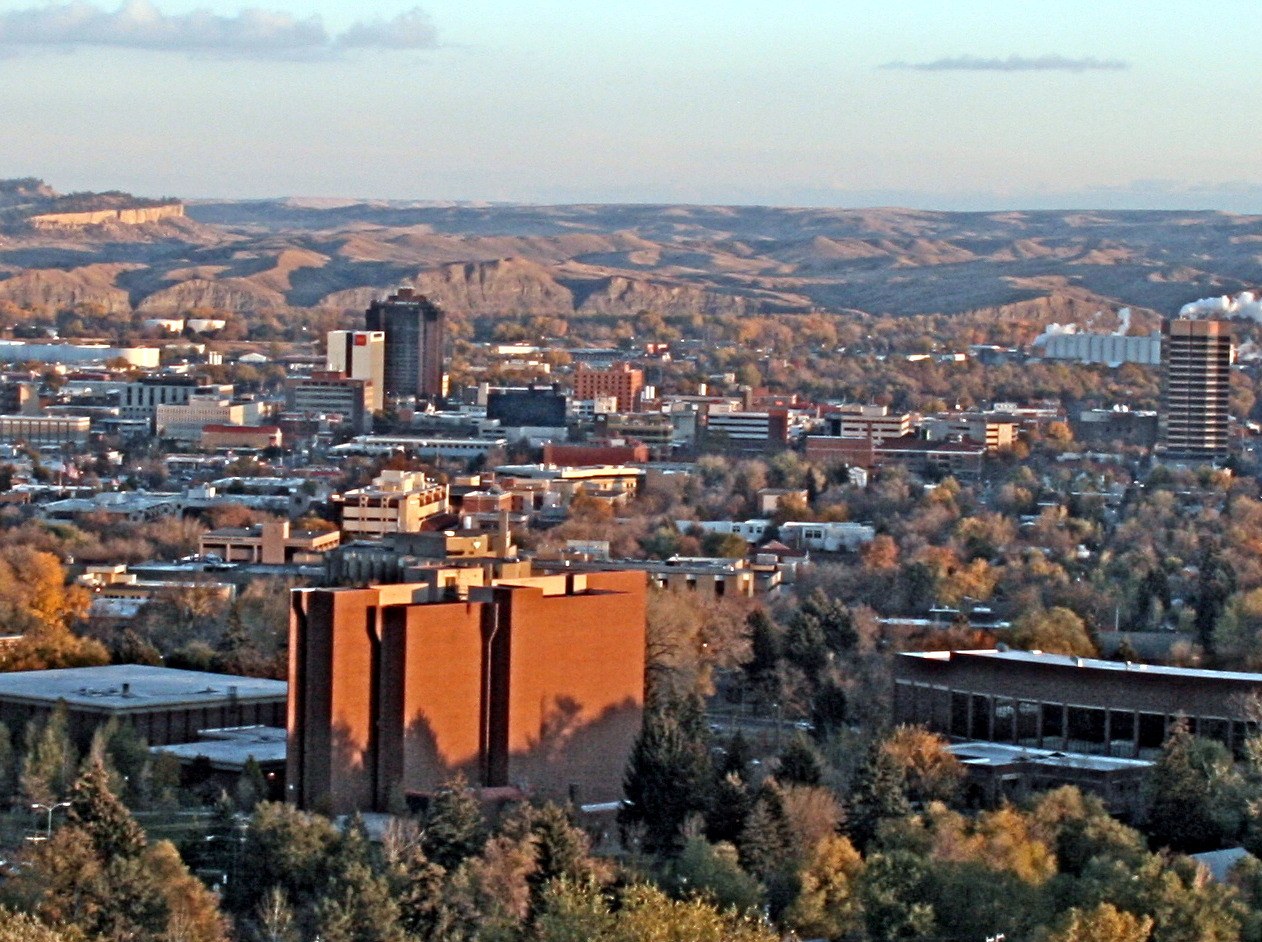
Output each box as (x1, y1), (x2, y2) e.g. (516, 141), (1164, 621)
(365, 288), (445, 403)
(1159, 318), (1234, 463)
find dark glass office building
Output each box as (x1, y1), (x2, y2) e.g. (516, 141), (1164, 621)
(365, 288), (445, 402)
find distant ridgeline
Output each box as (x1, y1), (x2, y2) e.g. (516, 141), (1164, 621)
(27, 203), (184, 228)
(0, 177), (183, 228)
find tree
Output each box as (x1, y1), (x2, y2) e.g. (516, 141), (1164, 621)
(776, 733), (824, 787)
(21, 705), (75, 805)
(66, 757), (147, 859)
(421, 776), (486, 871)
(858, 850), (937, 942)
(0, 721), (16, 805)
(881, 725), (965, 805)
(783, 834), (864, 941)
(670, 835), (763, 912)
(0, 906), (73, 942)
(847, 739), (912, 852)
(620, 700), (713, 854)
(313, 819), (406, 942)
(1036, 903), (1153, 942)
(1145, 721), (1243, 853)
(1011, 606), (1097, 657)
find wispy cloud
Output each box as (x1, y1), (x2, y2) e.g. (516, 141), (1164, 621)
(0, 1), (438, 58)
(882, 54), (1129, 73)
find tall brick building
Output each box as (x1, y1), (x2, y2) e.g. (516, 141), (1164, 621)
(288, 570), (647, 813)
(574, 362), (644, 413)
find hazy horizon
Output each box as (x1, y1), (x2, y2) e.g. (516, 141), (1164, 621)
(5, 0), (1262, 212)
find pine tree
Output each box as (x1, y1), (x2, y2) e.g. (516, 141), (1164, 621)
(738, 781), (793, 883)
(1145, 719), (1233, 853)
(777, 733), (824, 786)
(21, 703), (75, 805)
(421, 776), (486, 871)
(620, 700), (714, 854)
(0, 721), (15, 804)
(67, 756), (147, 859)
(847, 740), (912, 852)
(706, 771), (753, 845)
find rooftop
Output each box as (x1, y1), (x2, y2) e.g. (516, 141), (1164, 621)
(0, 665), (286, 710)
(150, 725), (286, 771)
(903, 648), (1262, 684)
(949, 740), (1153, 773)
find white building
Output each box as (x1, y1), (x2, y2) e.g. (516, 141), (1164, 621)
(0, 341), (160, 369)
(327, 330), (385, 411)
(779, 521), (875, 553)
(677, 519), (773, 543)
(1034, 332), (1162, 366)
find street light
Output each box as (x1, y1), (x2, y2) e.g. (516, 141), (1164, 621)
(30, 801), (70, 841)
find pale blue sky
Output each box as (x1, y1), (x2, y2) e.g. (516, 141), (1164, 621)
(4, 0), (1262, 209)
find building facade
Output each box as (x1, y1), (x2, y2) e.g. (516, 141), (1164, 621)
(894, 649), (1262, 761)
(327, 330), (386, 411)
(365, 288), (445, 402)
(337, 469), (450, 538)
(287, 570), (647, 813)
(1159, 318), (1234, 463)
(0, 414), (90, 446)
(573, 363), (644, 413)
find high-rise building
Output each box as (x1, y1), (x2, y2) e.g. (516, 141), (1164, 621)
(365, 288), (445, 403)
(1159, 318), (1234, 463)
(574, 362), (644, 413)
(327, 330), (385, 411)
(287, 569), (646, 813)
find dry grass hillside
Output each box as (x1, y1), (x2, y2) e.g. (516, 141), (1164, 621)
(1, 183), (1259, 321)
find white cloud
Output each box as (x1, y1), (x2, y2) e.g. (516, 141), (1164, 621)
(337, 8), (436, 50)
(0, 2), (438, 58)
(882, 54), (1129, 73)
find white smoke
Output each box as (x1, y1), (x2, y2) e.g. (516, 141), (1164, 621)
(1031, 322), (1078, 347)
(1179, 291), (1262, 322)
(1032, 306), (1130, 346)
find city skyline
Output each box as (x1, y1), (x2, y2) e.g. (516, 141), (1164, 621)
(4, 0), (1262, 210)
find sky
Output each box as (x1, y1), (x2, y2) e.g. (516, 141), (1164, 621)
(4, 0), (1262, 210)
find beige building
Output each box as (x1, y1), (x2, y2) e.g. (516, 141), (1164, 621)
(156, 392), (261, 442)
(200, 518), (341, 565)
(337, 469), (450, 538)
(827, 405), (914, 443)
(0, 414), (90, 446)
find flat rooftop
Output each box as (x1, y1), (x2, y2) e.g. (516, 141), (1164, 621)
(949, 741), (1153, 773)
(150, 726), (286, 770)
(901, 648), (1262, 684)
(0, 665), (286, 710)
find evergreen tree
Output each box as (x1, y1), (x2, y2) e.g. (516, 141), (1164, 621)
(381, 820), (446, 940)
(776, 733), (824, 787)
(1145, 720), (1237, 853)
(314, 817), (406, 942)
(737, 772), (787, 883)
(21, 704), (75, 805)
(847, 740), (912, 852)
(66, 756), (147, 859)
(421, 776), (486, 871)
(719, 730), (753, 780)
(0, 720), (15, 805)
(620, 700), (714, 854)
(705, 772), (753, 845)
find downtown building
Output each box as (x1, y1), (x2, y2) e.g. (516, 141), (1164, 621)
(287, 570), (646, 813)
(365, 288), (446, 403)
(1159, 318), (1234, 463)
